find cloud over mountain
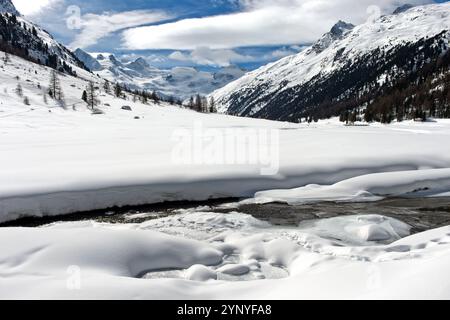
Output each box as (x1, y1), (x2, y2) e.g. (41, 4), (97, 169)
(122, 0), (431, 50)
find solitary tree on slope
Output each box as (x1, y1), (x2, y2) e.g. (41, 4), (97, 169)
(15, 83), (23, 97)
(114, 83), (122, 98)
(3, 52), (10, 64)
(48, 70), (64, 106)
(103, 80), (110, 94)
(81, 90), (87, 102)
(85, 81), (99, 110)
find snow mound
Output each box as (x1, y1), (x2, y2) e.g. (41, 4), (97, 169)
(185, 265), (217, 282)
(254, 169), (450, 205)
(298, 215), (411, 245)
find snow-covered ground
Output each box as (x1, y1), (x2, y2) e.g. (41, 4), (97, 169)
(2, 53), (450, 299)
(2, 54), (450, 223)
(1, 210), (450, 299)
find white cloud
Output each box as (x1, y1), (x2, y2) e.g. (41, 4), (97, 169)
(69, 10), (172, 49)
(13, 0), (62, 16)
(169, 51), (189, 61)
(122, 0), (431, 50)
(169, 47), (252, 67)
(269, 48), (299, 59)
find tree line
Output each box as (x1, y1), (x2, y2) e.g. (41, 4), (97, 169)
(186, 94), (218, 113)
(339, 44), (450, 124)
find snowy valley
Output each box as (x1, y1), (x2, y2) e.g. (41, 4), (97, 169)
(1, 0), (450, 301)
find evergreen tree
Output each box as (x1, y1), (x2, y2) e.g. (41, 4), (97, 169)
(201, 96), (208, 113)
(103, 80), (110, 94)
(48, 70), (63, 102)
(209, 97), (217, 113)
(81, 90), (87, 102)
(114, 83), (122, 98)
(142, 91), (148, 104)
(194, 94), (202, 112)
(151, 91), (160, 103)
(188, 96), (194, 110)
(15, 83), (23, 97)
(85, 81), (99, 110)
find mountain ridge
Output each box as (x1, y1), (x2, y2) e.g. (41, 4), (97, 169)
(0, 8), (89, 76)
(74, 48), (246, 99)
(211, 2), (450, 122)
(0, 0), (19, 16)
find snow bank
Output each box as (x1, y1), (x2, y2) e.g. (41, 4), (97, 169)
(297, 215), (411, 245)
(0, 226), (222, 278)
(253, 169), (450, 205)
(1, 213), (450, 299)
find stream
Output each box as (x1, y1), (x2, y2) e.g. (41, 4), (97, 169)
(2, 197), (450, 235)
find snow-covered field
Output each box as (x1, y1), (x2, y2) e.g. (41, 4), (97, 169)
(2, 54), (450, 299)
(1, 210), (450, 299)
(2, 54), (450, 222)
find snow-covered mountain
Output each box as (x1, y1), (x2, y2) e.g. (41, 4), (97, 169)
(0, 0), (19, 15)
(74, 49), (246, 99)
(0, 3), (88, 76)
(1, 0), (242, 100)
(211, 3), (450, 122)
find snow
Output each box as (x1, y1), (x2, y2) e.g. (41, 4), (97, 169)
(297, 215), (411, 245)
(2, 49), (450, 300)
(0, 0), (19, 15)
(211, 2), (450, 114)
(185, 265), (218, 281)
(1, 54), (450, 223)
(1, 211), (450, 299)
(0, 56), (450, 299)
(1, 1), (450, 301)
(74, 49), (245, 99)
(252, 168), (450, 205)
(217, 264), (251, 276)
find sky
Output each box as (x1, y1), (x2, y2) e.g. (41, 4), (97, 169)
(12, 0), (449, 71)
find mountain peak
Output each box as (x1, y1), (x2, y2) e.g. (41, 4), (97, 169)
(0, 0), (20, 15)
(134, 57), (150, 68)
(108, 54), (122, 66)
(330, 20), (355, 36)
(211, 2), (450, 122)
(393, 4), (414, 15)
(312, 20), (355, 53)
(73, 49), (102, 72)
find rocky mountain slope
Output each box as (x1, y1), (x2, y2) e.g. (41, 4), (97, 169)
(0, 0), (19, 16)
(211, 3), (450, 122)
(0, 2), (87, 76)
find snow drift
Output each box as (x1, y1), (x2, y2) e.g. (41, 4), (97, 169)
(1, 212), (450, 299)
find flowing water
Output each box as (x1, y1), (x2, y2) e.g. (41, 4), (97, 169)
(3, 197), (450, 235)
(3, 197), (450, 283)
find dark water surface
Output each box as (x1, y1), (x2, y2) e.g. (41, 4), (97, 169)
(2, 197), (450, 234)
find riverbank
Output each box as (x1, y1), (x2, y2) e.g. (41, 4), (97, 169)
(2, 100), (450, 223)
